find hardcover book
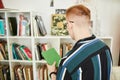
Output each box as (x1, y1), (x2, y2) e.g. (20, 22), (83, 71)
(18, 14), (30, 36)
(51, 14), (68, 36)
(8, 17), (17, 36)
(42, 48), (61, 67)
(19, 45), (32, 60)
(35, 15), (47, 36)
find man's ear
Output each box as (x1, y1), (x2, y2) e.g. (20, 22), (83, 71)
(70, 22), (74, 29)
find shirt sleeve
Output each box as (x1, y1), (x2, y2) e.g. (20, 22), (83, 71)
(56, 66), (72, 80)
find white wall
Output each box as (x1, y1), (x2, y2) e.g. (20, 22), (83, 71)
(2, 0), (120, 66)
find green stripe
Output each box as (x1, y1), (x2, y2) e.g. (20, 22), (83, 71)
(92, 55), (100, 80)
(66, 40), (105, 73)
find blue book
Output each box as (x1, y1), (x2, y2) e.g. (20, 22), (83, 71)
(0, 20), (5, 35)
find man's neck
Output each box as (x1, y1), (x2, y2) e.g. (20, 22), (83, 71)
(74, 29), (92, 41)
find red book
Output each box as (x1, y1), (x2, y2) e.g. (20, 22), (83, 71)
(0, 0), (4, 8)
(23, 47), (32, 59)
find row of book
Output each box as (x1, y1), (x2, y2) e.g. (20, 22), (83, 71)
(0, 39), (8, 60)
(37, 64), (48, 80)
(34, 42), (73, 61)
(12, 43), (32, 60)
(35, 43), (50, 60)
(8, 13), (31, 36)
(1, 41), (72, 60)
(8, 14), (48, 36)
(1, 13), (68, 36)
(0, 65), (11, 80)
(13, 65), (33, 80)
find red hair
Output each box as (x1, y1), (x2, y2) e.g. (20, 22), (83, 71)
(66, 5), (91, 19)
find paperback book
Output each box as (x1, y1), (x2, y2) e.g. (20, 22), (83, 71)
(42, 48), (61, 67)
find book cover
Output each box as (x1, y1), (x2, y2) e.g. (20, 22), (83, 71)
(19, 45), (31, 60)
(2, 65), (11, 80)
(51, 14), (68, 36)
(22, 46), (32, 59)
(18, 14), (30, 36)
(35, 43), (44, 60)
(42, 48), (61, 67)
(0, 65), (4, 80)
(0, 19), (5, 35)
(0, 43), (7, 59)
(16, 46), (26, 60)
(12, 43), (22, 60)
(0, 50), (4, 60)
(8, 17), (17, 36)
(35, 15), (47, 36)
(0, 0), (4, 8)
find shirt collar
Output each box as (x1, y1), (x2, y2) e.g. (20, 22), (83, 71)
(77, 34), (96, 42)
(73, 34), (96, 48)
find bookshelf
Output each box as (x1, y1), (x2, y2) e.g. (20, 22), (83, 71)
(0, 10), (113, 80)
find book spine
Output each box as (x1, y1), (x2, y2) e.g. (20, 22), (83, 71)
(8, 17), (17, 36)
(23, 47), (32, 59)
(0, 19), (5, 35)
(35, 15), (47, 36)
(0, 49), (4, 60)
(19, 46), (31, 60)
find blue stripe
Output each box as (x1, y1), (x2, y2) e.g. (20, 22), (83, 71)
(63, 39), (99, 66)
(64, 39), (105, 72)
(71, 68), (81, 80)
(92, 55), (101, 80)
(105, 49), (112, 80)
(57, 66), (66, 80)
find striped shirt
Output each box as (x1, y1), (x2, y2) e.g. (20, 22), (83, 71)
(57, 35), (112, 80)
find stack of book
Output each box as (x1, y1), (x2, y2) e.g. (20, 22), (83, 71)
(8, 13), (31, 36)
(38, 64), (48, 80)
(0, 65), (11, 80)
(11, 43), (32, 60)
(0, 39), (8, 60)
(34, 43), (50, 60)
(13, 65), (33, 80)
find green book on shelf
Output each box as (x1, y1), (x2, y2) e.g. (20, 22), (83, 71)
(42, 48), (61, 67)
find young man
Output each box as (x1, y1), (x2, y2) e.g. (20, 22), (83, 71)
(47, 4), (112, 80)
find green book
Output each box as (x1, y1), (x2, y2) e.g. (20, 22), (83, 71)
(42, 48), (61, 67)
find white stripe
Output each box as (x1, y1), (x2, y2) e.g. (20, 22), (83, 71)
(97, 54), (101, 80)
(61, 68), (67, 80)
(79, 67), (82, 80)
(62, 38), (98, 66)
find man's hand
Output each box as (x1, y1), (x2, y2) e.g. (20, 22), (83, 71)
(47, 61), (57, 73)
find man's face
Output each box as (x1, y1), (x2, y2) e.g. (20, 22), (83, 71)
(66, 15), (75, 40)
(66, 14), (90, 40)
